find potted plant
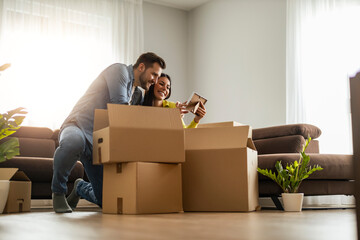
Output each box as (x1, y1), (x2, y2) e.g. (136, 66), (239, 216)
(0, 63), (27, 213)
(0, 107), (27, 162)
(257, 137), (323, 211)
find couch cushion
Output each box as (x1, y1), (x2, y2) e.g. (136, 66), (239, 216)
(0, 157), (84, 182)
(52, 129), (60, 148)
(253, 124), (322, 140)
(18, 138), (56, 158)
(259, 180), (354, 196)
(258, 153), (354, 180)
(11, 126), (54, 139)
(254, 136), (319, 155)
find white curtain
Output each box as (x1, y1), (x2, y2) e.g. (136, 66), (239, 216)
(0, 0), (143, 129)
(286, 0), (360, 154)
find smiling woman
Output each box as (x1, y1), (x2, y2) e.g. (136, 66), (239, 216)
(0, 0), (144, 129)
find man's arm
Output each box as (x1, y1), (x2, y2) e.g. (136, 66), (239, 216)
(104, 64), (131, 104)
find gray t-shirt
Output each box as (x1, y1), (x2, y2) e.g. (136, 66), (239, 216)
(61, 63), (143, 145)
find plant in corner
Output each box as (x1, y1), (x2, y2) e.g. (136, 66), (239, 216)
(257, 137), (323, 211)
(0, 107), (27, 163)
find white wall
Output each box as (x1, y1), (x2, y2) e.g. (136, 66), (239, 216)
(188, 0), (286, 128)
(143, 2), (188, 103)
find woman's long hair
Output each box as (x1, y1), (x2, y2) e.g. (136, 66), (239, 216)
(143, 73), (171, 106)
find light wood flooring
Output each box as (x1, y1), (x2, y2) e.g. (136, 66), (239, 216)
(0, 207), (357, 240)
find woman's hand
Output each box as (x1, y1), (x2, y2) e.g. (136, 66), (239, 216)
(176, 101), (189, 118)
(194, 101), (206, 123)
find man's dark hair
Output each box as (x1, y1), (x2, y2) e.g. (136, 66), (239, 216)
(133, 52), (166, 69)
(143, 73), (171, 106)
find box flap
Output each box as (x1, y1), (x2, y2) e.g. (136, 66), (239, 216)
(94, 109), (109, 131)
(247, 138), (256, 151)
(248, 126), (253, 138)
(0, 168), (18, 180)
(198, 121), (245, 128)
(185, 126), (251, 150)
(107, 104), (183, 130)
(11, 171), (31, 181)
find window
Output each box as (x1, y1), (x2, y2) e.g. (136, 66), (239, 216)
(287, 0), (360, 154)
(0, 0), (143, 129)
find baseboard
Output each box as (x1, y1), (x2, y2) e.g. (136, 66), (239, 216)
(31, 199), (100, 210)
(259, 195), (356, 209)
(32, 195), (355, 211)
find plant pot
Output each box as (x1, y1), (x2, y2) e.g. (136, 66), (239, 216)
(0, 180), (10, 214)
(281, 193), (304, 212)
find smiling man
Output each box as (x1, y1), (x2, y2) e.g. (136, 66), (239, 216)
(51, 52), (166, 213)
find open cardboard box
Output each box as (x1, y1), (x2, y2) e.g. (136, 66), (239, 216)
(93, 104), (185, 164)
(103, 162), (183, 214)
(0, 168), (31, 213)
(197, 121), (246, 128)
(182, 122), (259, 212)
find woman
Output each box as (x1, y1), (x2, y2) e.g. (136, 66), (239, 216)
(143, 73), (206, 128)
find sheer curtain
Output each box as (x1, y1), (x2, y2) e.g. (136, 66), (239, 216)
(286, 0), (360, 154)
(0, 0), (143, 129)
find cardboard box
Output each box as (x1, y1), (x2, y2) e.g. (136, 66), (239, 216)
(182, 124), (259, 212)
(103, 162), (183, 214)
(93, 104), (185, 164)
(0, 168), (31, 213)
(197, 121), (246, 129)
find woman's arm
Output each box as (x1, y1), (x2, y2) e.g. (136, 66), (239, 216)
(184, 101), (206, 128)
(193, 101), (206, 124)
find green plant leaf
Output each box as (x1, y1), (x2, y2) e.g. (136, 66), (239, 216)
(0, 138), (20, 162)
(0, 107), (27, 140)
(0, 63), (11, 71)
(275, 161), (283, 174)
(0, 107), (26, 162)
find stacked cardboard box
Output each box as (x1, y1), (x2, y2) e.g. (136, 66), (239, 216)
(93, 104), (184, 214)
(182, 121), (260, 212)
(0, 168), (31, 213)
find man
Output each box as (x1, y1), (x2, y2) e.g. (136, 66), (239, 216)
(51, 52), (166, 213)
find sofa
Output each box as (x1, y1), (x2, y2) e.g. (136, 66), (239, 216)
(0, 124), (354, 206)
(253, 124), (354, 209)
(0, 126), (84, 199)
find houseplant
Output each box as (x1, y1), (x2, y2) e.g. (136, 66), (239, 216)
(0, 63), (27, 213)
(0, 107), (27, 162)
(257, 137), (323, 211)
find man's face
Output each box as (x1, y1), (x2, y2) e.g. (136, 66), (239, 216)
(139, 62), (162, 90)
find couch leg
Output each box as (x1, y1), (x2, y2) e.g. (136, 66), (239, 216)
(270, 195), (284, 210)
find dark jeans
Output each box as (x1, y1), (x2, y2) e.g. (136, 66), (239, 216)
(51, 125), (103, 207)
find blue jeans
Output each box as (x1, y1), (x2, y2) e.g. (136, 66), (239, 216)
(51, 125), (103, 207)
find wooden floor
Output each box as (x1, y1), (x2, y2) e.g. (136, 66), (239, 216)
(0, 208), (357, 240)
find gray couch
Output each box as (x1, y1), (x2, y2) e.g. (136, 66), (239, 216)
(253, 124), (354, 209)
(0, 126), (84, 199)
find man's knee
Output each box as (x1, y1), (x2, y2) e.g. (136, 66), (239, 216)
(58, 131), (86, 156)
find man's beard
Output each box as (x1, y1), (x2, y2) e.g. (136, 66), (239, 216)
(139, 72), (149, 90)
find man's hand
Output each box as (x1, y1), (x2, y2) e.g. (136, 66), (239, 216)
(176, 101), (189, 118)
(194, 101), (206, 123)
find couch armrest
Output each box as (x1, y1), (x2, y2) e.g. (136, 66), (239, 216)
(254, 135), (320, 155)
(252, 124), (321, 140)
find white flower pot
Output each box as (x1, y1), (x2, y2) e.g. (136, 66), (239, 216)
(281, 193), (304, 212)
(0, 180), (10, 214)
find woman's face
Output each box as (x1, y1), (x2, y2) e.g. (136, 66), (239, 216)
(153, 77), (170, 100)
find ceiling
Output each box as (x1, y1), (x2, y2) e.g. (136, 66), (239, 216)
(144, 0), (211, 11)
